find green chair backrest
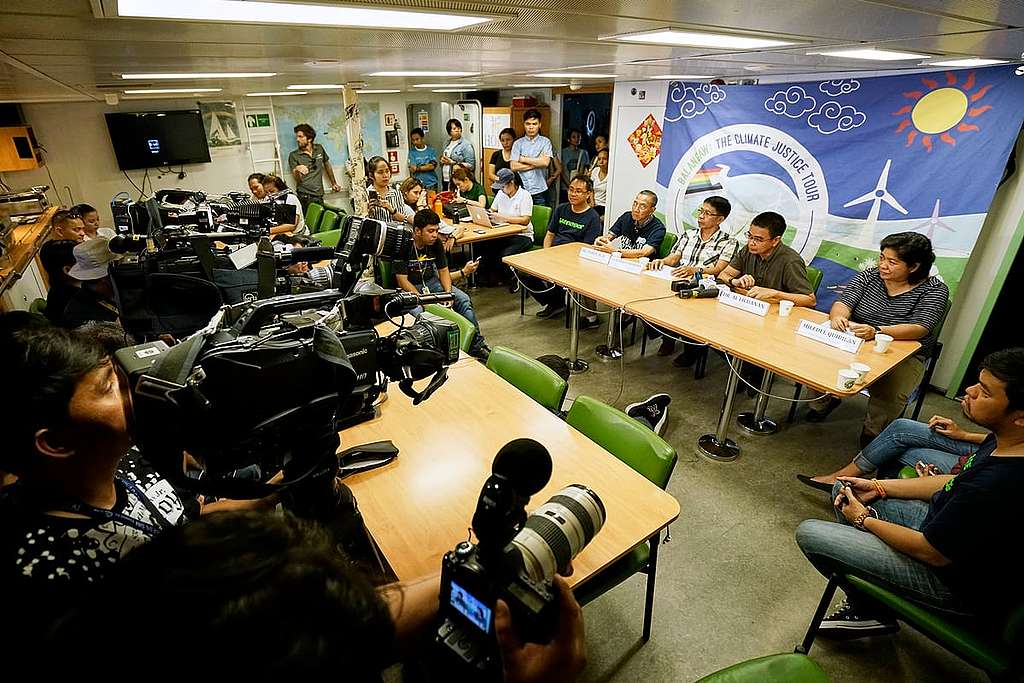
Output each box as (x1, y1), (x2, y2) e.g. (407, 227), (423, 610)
(658, 231), (679, 259)
(806, 265), (823, 295)
(423, 304), (476, 353)
(376, 259), (395, 288)
(304, 203), (324, 233)
(485, 194), (495, 209)
(29, 297), (47, 315)
(486, 346), (568, 412)
(566, 395), (677, 488)
(531, 205), (552, 246)
(318, 210), (340, 234)
(318, 229), (343, 248)
(322, 202), (348, 218)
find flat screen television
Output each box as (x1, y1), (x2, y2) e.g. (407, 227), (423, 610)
(104, 110), (211, 170)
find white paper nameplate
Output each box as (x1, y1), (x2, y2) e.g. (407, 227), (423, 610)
(579, 247), (611, 264)
(796, 319), (864, 353)
(642, 265), (677, 281)
(608, 258), (644, 275)
(717, 290), (769, 317)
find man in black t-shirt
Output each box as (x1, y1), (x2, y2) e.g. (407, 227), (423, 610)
(393, 210), (490, 360)
(796, 347), (1024, 638)
(524, 176), (604, 320)
(595, 190), (665, 258)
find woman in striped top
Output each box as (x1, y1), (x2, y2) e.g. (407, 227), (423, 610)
(806, 232), (949, 443)
(366, 156), (404, 224)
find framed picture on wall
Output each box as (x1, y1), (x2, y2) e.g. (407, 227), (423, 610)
(384, 113), (396, 127)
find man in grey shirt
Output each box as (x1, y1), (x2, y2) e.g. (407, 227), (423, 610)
(288, 123), (340, 210)
(718, 211), (816, 308)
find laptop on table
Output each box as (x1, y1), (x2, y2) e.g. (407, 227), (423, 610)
(467, 204), (508, 228)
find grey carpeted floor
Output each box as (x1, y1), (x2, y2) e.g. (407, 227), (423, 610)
(463, 282), (985, 683)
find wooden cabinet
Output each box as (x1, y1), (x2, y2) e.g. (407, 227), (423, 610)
(0, 126), (43, 171)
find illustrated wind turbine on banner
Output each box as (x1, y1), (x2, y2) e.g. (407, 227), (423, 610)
(912, 199), (955, 241)
(843, 159), (909, 240)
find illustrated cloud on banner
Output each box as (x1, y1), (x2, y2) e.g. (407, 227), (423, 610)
(656, 66), (1024, 311)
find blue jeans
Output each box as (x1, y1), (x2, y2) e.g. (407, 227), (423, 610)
(531, 192), (548, 206)
(796, 481), (971, 616)
(414, 277), (486, 349)
(853, 418), (976, 477)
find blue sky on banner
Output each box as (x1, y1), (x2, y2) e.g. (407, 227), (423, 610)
(656, 66), (1024, 266)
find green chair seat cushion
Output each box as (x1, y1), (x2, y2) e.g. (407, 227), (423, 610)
(485, 346), (568, 412)
(845, 574), (1012, 675)
(423, 304), (476, 353)
(574, 542), (650, 607)
(317, 229), (343, 248)
(695, 654), (829, 683)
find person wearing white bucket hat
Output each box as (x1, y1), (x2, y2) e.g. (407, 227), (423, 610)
(60, 237), (125, 329)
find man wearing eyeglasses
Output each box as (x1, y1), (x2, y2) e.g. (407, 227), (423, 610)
(717, 211), (816, 308)
(646, 196), (739, 364)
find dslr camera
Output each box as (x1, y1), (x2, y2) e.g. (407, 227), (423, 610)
(435, 439), (605, 677)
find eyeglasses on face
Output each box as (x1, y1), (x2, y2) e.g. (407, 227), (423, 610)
(697, 208), (722, 218)
(745, 231), (776, 244)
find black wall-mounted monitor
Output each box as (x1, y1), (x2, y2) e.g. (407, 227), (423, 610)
(104, 110), (211, 170)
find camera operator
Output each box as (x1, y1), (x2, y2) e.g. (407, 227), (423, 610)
(395, 209), (490, 361)
(261, 174), (308, 237)
(0, 318), (282, 649)
(50, 509), (586, 682)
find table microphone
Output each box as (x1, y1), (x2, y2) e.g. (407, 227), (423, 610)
(677, 286), (720, 300)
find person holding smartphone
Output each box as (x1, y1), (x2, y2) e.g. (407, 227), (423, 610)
(366, 157), (403, 223)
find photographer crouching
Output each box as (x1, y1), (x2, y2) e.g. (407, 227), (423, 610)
(0, 315), (586, 681)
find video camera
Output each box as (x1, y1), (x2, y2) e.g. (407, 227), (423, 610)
(111, 215), (454, 505)
(435, 439), (605, 677)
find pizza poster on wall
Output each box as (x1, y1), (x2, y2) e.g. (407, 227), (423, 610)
(656, 67), (1024, 310)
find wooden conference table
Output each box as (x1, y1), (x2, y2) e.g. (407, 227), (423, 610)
(453, 219), (526, 286)
(340, 355), (681, 587)
(504, 243), (920, 461)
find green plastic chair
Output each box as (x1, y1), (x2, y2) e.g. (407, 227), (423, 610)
(304, 203), (324, 233)
(29, 297), (47, 315)
(658, 231), (679, 259)
(318, 210), (340, 235)
(321, 202), (348, 218)
(696, 654), (829, 683)
(800, 573), (1024, 679)
(485, 346), (568, 413)
(530, 205), (551, 247)
(423, 303), (476, 353)
(806, 265), (823, 294)
(317, 229), (343, 248)
(376, 259), (395, 288)
(566, 395), (678, 641)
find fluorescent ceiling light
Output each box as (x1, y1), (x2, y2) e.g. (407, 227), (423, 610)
(648, 74), (707, 80)
(413, 83), (480, 88)
(287, 84), (343, 90)
(432, 89), (470, 93)
(510, 83), (565, 88)
(116, 0), (492, 31)
(926, 57), (1008, 67)
(369, 71), (479, 77)
(813, 48), (930, 61)
(534, 72), (616, 79)
(356, 89), (401, 94)
(121, 72), (275, 79)
(246, 91), (306, 96)
(604, 29), (796, 50)
(123, 88), (222, 94)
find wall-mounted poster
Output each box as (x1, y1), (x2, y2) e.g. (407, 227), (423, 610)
(384, 112), (396, 127)
(200, 101), (242, 147)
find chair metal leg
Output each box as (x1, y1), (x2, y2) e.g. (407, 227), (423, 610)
(642, 530), (662, 642)
(640, 326), (649, 356)
(796, 575), (839, 654)
(520, 285), (526, 316)
(787, 383), (803, 423)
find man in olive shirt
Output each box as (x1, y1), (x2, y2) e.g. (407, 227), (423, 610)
(288, 123), (340, 211)
(718, 211), (816, 308)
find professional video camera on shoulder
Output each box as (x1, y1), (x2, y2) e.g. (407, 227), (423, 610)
(434, 438), (605, 677)
(111, 215), (460, 504)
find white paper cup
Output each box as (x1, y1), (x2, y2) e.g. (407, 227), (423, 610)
(836, 368), (859, 391)
(778, 300), (794, 317)
(849, 361), (870, 384)
(874, 333), (894, 353)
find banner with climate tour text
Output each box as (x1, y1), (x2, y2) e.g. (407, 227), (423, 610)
(656, 66), (1024, 310)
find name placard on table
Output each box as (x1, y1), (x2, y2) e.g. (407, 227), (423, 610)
(717, 290), (770, 317)
(608, 258), (644, 275)
(796, 319), (864, 353)
(579, 247), (611, 264)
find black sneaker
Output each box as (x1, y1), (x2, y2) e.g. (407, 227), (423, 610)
(818, 600), (899, 640)
(625, 393), (671, 436)
(536, 303), (565, 319)
(469, 343), (491, 362)
(579, 316), (600, 330)
(657, 338), (676, 356)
